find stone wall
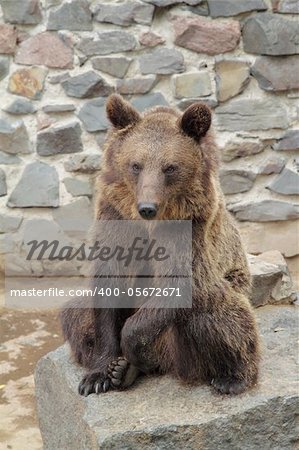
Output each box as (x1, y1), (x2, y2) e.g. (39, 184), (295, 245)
(0, 0), (298, 287)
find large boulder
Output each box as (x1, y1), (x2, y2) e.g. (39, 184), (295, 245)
(35, 306), (298, 449)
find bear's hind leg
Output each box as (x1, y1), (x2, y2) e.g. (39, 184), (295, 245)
(191, 292), (260, 395)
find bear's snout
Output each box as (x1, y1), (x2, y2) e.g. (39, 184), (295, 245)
(138, 202), (158, 220)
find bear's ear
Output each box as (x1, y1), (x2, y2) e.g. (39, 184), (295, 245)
(179, 103), (212, 142)
(106, 94), (141, 130)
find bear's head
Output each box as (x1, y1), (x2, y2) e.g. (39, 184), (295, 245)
(100, 95), (220, 221)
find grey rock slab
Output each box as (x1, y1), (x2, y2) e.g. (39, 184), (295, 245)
(47, 0), (92, 31)
(62, 71), (114, 99)
(77, 98), (109, 132)
(273, 130), (299, 151)
(0, 0), (42, 24)
(7, 161), (59, 208)
(37, 122), (83, 156)
(42, 104), (76, 113)
(173, 71), (212, 99)
(0, 151), (21, 165)
(221, 140), (266, 162)
(251, 56), (299, 91)
(0, 168), (7, 196)
(242, 13), (299, 55)
(77, 31), (137, 56)
(22, 218), (70, 259)
(93, 2), (155, 26)
(2, 98), (37, 115)
(215, 59), (250, 102)
(267, 168), (299, 195)
(139, 48), (185, 75)
(215, 98), (289, 131)
(52, 197), (93, 239)
(64, 154), (102, 173)
(258, 155), (286, 175)
(143, 0), (203, 5)
(0, 119), (32, 154)
(48, 72), (70, 85)
(228, 200), (299, 222)
(116, 75), (157, 95)
(0, 213), (22, 233)
(272, 0), (299, 13)
(181, 2), (209, 16)
(131, 92), (169, 112)
(219, 169), (256, 194)
(91, 56), (132, 78)
(35, 305), (299, 450)
(63, 177), (92, 197)
(207, 0), (267, 17)
(177, 97), (218, 110)
(0, 56), (9, 81)
(248, 255), (294, 307)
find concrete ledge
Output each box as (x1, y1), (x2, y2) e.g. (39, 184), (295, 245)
(35, 306), (298, 450)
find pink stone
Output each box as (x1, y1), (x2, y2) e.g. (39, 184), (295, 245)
(139, 31), (165, 47)
(15, 32), (73, 69)
(171, 16), (240, 55)
(0, 24), (17, 54)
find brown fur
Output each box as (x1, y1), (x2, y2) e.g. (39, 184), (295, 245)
(61, 95), (260, 396)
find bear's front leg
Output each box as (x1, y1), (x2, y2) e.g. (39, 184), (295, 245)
(78, 308), (139, 396)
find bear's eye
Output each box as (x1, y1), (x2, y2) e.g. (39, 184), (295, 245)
(164, 165), (177, 174)
(132, 163), (142, 174)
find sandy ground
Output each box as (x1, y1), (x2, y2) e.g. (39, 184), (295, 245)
(0, 279), (63, 450)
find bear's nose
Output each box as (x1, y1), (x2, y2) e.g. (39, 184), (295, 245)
(138, 203), (158, 219)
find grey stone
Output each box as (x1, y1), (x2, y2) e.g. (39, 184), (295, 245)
(228, 200), (299, 222)
(177, 97), (218, 110)
(52, 197), (93, 239)
(77, 98), (109, 132)
(2, 98), (37, 115)
(242, 13), (299, 55)
(93, 2), (154, 26)
(47, 0), (92, 31)
(63, 177), (92, 197)
(0, 56), (9, 81)
(267, 169), (299, 195)
(248, 253), (295, 307)
(220, 169), (256, 194)
(22, 219), (70, 259)
(35, 306), (299, 450)
(251, 56), (299, 91)
(62, 71), (114, 99)
(0, 151), (21, 165)
(221, 140), (266, 162)
(0, 168), (7, 196)
(272, 0), (299, 13)
(116, 75), (157, 95)
(37, 122), (83, 156)
(207, 0), (267, 17)
(258, 155), (286, 175)
(64, 154), (102, 173)
(173, 71), (212, 99)
(181, 2), (209, 16)
(273, 130), (299, 151)
(143, 0), (203, 5)
(215, 59), (250, 102)
(0, 0), (42, 24)
(7, 161), (59, 208)
(48, 72), (70, 85)
(0, 119), (31, 154)
(42, 104), (76, 113)
(139, 48), (185, 75)
(0, 214), (22, 233)
(131, 92), (169, 112)
(91, 56), (132, 78)
(77, 31), (137, 56)
(215, 98), (289, 131)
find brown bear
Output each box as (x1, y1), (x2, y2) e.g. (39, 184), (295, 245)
(60, 94), (260, 397)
